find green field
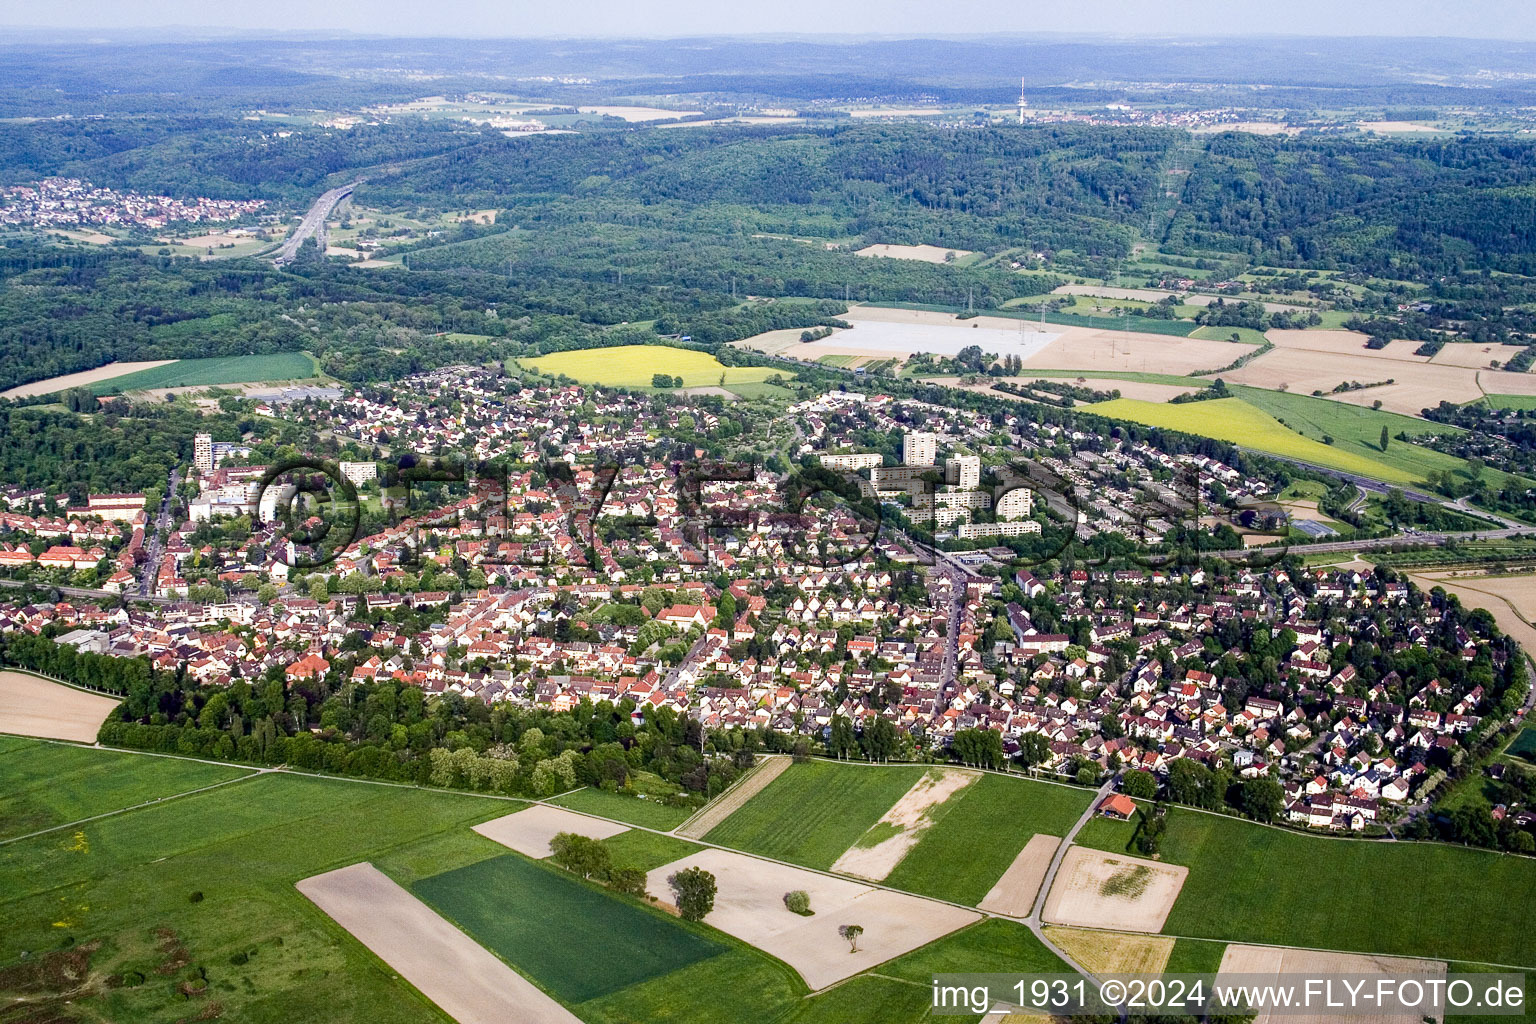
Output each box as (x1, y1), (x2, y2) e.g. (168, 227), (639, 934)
(414, 854), (726, 1002)
(90, 352), (319, 395)
(882, 774), (1093, 904)
(1508, 726), (1536, 761)
(597, 829), (701, 872)
(0, 755), (508, 1024)
(1484, 394), (1536, 412)
(1075, 808), (1536, 967)
(520, 344), (780, 389)
(0, 739), (254, 840)
(1085, 396), (1418, 484)
(704, 760), (925, 869)
(1192, 325), (1269, 346)
(1163, 937), (1228, 974)
(549, 786), (695, 830)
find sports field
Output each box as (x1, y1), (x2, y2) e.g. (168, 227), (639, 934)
(0, 736), (253, 840)
(91, 351), (319, 394)
(703, 760), (926, 869)
(414, 853), (726, 1002)
(881, 773), (1093, 904)
(1074, 808), (1536, 967)
(520, 345), (780, 389)
(1085, 396), (1418, 484)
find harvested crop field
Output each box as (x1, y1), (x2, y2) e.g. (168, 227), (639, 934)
(1266, 329), (1429, 360)
(830, 768), (978, 881)
(1404, 571), (1536, 655)
(0, 671), (119, 743)
(677, 754), (790, 839)
(1431, 343), (1528, 369)
(471, 803), (629, 858)
(297, 861), (582, 1024)
(977, 834), (1061, 917)
(854, 243), (973, 263)
(414, 853), (725, 1003)
(1041, 848), (1188, 933)
(1218, 944), (1445, 1024)
(1045, 927), (1174, 976)
(645, 847), (980, 990)
(1220, 341), (1536, 416)
(1, 360), (176, 398)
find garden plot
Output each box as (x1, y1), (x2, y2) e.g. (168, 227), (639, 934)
(472, 803), (629, 858)
(645, 847), (980, 990)
(1041, 847), (1188, 933)
(830, 768), (978, 881)
(1218, 944), (1446, 1024)
(297, 862), (581, 1024)
(0, 671), (119, 743)
(978, 833), (1060, 916)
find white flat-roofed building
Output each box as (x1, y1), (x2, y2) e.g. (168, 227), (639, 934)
(819, 452), (882, 472)
(996, 487), (1033, 520)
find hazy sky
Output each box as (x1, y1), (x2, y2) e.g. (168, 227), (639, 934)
(3, 0), (1532, 39)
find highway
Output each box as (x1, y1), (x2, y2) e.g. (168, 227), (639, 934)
(274, 181), (360, 265)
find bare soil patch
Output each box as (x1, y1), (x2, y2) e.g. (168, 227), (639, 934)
(645, 847), (979, 990)
(1218, 944), (1445, 1024)
(1265, 330), (1429, 361)
(831, 768), (978, 881)
(677, 755), (790, 839)
(297, 862), (580, 1024)
(472, 803), (629, 858)
(854, 243), (973, 263)
(1041, 847), (1187, 933)
(1045, 926), (1174, 975)
(1, 361), (176, 399)
(0, 671), (119, 743)
(978, 833), (1061, 916)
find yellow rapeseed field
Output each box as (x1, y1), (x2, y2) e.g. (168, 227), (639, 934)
(520, 345), (780, 389)
(1084, 397), (1416, 484)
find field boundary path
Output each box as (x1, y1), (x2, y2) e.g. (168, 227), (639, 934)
(1021, 776), (1118, 982)
(675, 753), (790, 839)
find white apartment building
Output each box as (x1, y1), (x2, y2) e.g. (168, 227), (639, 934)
(903, 431), (937, 467)
(996, 487), (1033, 520)
(948, 454), (980, 490)
(819, 452), (883, 472)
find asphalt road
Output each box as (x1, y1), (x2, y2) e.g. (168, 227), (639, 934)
(274, 182), (360, 265)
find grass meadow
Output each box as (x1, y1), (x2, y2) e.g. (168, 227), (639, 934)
(882, 773), (1092, 904)
(0, 738), (253, 840)
(0, 762), (506, 1024)
(549, 785), (695, 830)
(1075, 808), (1536, 967)
(703, 760), (925, 869)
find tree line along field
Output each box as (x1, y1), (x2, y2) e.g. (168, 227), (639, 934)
(88, 351), (320, 395)
(1074, 807), (1536, 969)
(0, 737), (254, 840)
(518, 345), (780, 390)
